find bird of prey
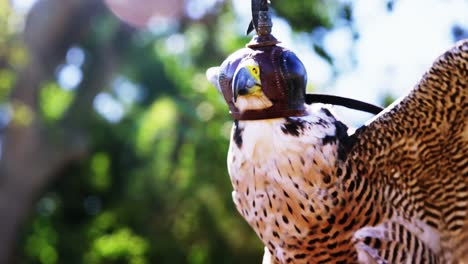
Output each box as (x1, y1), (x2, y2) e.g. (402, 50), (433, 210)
(207, 37), (467, 263)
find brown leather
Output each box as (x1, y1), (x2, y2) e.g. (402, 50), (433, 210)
(230, 109), (308, 120)
(217, 38), (308, 120)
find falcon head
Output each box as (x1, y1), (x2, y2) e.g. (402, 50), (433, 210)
(206, 46), (308, 120)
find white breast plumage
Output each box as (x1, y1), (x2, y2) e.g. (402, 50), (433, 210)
(227, 105), (346, 262)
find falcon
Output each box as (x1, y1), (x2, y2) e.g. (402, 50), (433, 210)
(206, 3), (467, 262)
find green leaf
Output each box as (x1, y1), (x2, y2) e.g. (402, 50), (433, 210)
(39, 82), (74, 122)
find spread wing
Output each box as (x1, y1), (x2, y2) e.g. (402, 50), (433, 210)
(347, 40), (467, 261)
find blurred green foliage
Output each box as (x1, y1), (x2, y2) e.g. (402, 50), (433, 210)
(0, 0), (346, 263)
(40, 82), (75, 121)
(272, 0), (336, 31)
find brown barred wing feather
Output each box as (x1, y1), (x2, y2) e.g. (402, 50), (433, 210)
(347, 40), (467, 262)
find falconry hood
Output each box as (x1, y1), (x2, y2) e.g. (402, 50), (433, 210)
(216, 4), (308, 120)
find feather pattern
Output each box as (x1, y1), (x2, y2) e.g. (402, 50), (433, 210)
(347, 40), (467, 263)
(223, 40), (467, 263)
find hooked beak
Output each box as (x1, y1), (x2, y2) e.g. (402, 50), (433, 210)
(232, 67), (260, 102)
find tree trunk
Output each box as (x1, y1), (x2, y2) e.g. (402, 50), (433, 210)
(0, 0), (133, 262)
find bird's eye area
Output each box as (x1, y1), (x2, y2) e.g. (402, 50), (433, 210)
(251, 66), (259, 75)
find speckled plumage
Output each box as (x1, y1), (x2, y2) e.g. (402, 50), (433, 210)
(212, 40), (467, 263)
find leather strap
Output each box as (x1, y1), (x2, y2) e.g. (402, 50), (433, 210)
(232, 94), (384, 120)
(231, 108), (307, 120)
(305, 94), (383, 115)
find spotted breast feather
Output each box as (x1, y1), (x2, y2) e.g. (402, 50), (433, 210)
(229, 105), (371, 263)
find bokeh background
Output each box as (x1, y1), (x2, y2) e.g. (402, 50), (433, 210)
(0, 0), (466, 263)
